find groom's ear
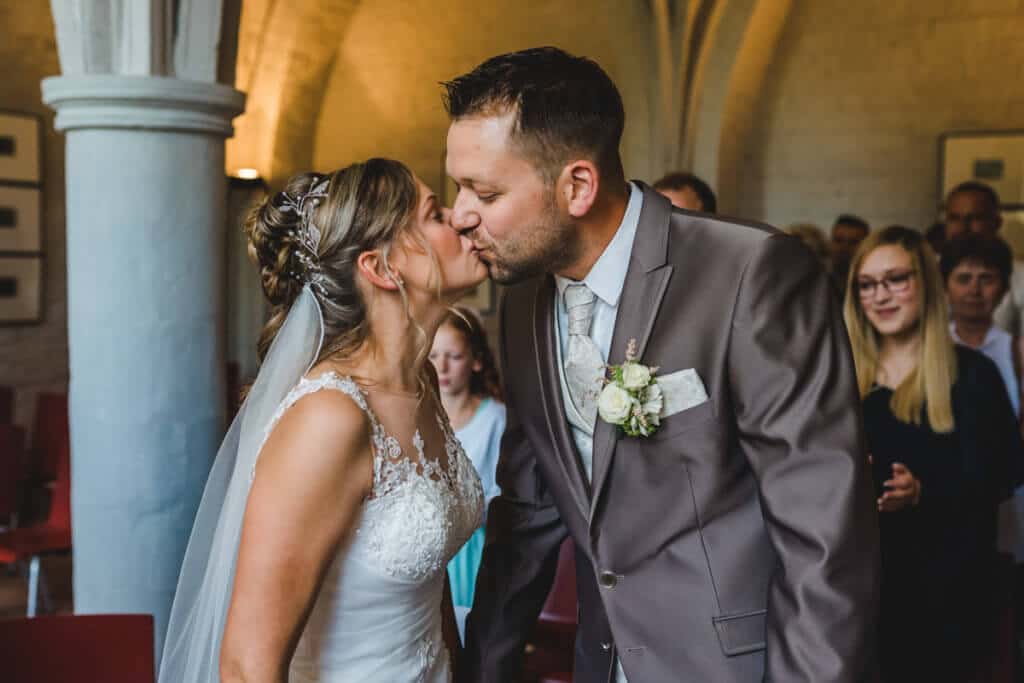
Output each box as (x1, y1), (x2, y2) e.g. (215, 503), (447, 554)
(561, 160), (600, 219)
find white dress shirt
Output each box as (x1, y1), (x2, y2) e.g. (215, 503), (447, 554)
(553, 182), (642, 683)
(994, 259), (1024, 337)
(554, 182), (643, 479)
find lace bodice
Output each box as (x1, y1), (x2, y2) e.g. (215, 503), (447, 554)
(256, 372), (484, 682)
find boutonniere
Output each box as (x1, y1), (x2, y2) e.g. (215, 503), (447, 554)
(598, 339), (663, 437)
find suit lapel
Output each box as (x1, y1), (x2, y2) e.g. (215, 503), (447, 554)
(589, 184), (675, 521)
(533, 275), (591, 518)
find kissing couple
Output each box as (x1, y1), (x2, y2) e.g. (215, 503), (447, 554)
(160, 47), (879, 683)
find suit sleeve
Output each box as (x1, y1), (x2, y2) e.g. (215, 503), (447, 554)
(727, 234), (880, 682)
(461, 289), (569, 683)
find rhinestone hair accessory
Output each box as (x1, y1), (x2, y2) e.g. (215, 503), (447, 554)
(279, 176), (331, 297)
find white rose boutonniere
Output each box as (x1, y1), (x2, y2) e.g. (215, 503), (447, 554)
(620, 362), (651, 390)
(597, 384), (633, 424)
(599, 339), (662, 437)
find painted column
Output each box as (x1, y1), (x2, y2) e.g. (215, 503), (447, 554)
(41, 74), (244, 659)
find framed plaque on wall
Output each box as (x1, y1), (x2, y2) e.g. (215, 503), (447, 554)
(0, 112), (42, 185)
(0, 185), (42, 252)
(0, 110), (44, 325)
(0, 255), (42, 324)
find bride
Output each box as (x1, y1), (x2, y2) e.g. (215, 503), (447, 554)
(159, 158), (486, 682)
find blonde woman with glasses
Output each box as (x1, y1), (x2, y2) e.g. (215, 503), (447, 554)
(845, 225), (1021, 682)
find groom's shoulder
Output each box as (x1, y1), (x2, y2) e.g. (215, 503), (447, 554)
(666, 210), (834, 300)
(663, 207), (815, 276)
(634, 180), (781, 257)
(667, 207), (781, 253)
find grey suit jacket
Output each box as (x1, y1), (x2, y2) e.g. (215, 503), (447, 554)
(462, 184), (880, 682)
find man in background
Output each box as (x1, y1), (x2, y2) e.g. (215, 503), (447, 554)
(830, 214), (870, 295)
(652, 171), (717, 213)
(943, 181), (1023, 337)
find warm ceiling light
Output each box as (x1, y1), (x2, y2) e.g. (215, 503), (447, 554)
(235, 168), (260, 180)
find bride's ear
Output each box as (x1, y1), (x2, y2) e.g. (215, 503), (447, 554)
(356, 250), (402, 291)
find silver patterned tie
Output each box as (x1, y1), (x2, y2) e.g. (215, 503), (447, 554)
(563, 283), (606, 431)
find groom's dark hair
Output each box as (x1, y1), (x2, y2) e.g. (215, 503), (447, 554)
(442, 47), (625, 184)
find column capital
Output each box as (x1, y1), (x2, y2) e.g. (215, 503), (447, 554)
(41, 74), (246, 136)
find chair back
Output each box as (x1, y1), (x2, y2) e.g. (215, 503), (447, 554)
(539, 537), (577, 625)
(0, 385), (13, 424)
(0, 614), (155, 683)
(0, 424), (25, 522)
(30, 393), (68, 482)
(523, 538), (578, 681)
(46, 440), (71, 532)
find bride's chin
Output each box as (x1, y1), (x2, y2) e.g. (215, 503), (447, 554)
(436, 262), (490, 302)
(465, 266), (492, 289)
(441, 279), (488, 305)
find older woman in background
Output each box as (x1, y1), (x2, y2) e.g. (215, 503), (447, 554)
(940, 233), (1020, 417)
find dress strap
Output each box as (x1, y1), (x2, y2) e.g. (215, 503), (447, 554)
(252, 372), (382, 484)
(300, 373), (379, 423)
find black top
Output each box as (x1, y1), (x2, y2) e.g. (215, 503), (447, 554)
(862, 345), (1022, 679)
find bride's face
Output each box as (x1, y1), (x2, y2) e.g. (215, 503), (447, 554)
(392, 176), (488, 302)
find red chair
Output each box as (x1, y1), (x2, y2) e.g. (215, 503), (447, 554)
(0, 614), (155, 683)
(28, 393), (68, 484)
(0, 384), (13, 424)
(0, 424), (26, 529)
(0, 439), (71, 616)
(523, 537), (578, 682)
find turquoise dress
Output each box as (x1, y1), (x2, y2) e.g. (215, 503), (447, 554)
(447, 397), (505, 637)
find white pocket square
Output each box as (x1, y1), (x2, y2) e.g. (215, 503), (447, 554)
(658, 368), (709, 417)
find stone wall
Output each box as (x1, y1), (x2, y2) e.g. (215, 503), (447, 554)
(0, 1), (67, 428)
(311, 0), (657, 195)
(736, 0), (1024, 232)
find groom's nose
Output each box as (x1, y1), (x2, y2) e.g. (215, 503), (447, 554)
(449, 191), (480, 236)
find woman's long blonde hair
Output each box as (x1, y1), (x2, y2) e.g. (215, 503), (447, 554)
(843, 225), (957, 432)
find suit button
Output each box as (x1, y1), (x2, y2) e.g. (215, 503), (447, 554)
(598, 570), (618, 588)
(601, 642), (612, 651)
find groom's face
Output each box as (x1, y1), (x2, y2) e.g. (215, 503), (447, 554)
(446, 110), (578, 285)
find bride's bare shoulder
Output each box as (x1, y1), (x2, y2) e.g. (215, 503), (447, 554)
(257, 382), (374, 496)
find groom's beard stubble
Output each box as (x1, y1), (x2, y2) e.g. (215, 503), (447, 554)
(484, 203), (582, 285)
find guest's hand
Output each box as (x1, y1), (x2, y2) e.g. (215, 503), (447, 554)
(877, 462), (921, 512)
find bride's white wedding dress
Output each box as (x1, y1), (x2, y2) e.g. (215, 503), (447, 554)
(261, 372), (484, 682)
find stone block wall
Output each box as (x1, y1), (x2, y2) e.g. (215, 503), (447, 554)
(736, 0), (1024, 233)
(0, 1), (67, 428)
(311, 0), (657, 198)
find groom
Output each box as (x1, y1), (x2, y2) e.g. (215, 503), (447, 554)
(444, 48), (879, 682)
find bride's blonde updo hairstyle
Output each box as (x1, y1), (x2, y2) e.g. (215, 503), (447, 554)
(245, 158), (419, 365)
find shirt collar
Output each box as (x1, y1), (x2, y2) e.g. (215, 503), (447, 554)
(949, 321), (1002, 350)
(555, 182), (643, 307)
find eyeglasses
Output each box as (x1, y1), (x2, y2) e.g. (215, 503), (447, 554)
(856, 270), (915, 299)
